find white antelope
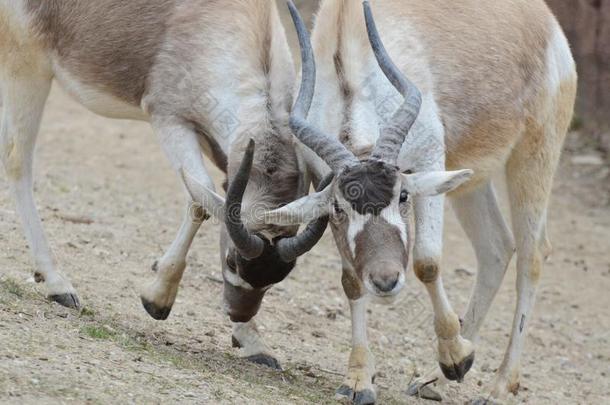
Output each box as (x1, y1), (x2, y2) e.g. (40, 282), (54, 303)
(0, 0), (329, 368)
(268, 1), (577, 403)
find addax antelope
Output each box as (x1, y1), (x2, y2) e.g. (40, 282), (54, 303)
(0, 0), (327, 368)
(267, 1), (576, 403)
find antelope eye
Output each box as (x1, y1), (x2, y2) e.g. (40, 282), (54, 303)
(333, 200), (344, 214)
(226, 254), (236, 270)
(399, 190), (409, 203)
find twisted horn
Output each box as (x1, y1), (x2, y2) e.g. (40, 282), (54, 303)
(275, 173), (334, 262)
(287, 0), (358, 172)
(364, 1), (422, 164)
(225, 139), (265, 260)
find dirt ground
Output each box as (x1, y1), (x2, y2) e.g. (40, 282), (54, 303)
(1, 83), (609, 404)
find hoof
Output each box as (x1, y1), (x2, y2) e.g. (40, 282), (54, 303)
(49, 293), (81, 309)
(140, 297), (172, 320)
(406, 381), (442, 402)
(440, 351), (475, 382)
(245, 353), (282, 370)
(231, 336), (242, 348)
(335, 386), (376, 405)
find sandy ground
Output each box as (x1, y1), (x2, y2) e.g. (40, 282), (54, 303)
(1, 84), (609, 405)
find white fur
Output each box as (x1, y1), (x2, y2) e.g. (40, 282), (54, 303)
(545, 21), (576, 96)
(0, 64), (76, 296)
(404, 170), (474, 197)
(1, 0), (297, 308)
(451, 182), (515, 341)
(52, 62), (148, 121)
(347, 212), (368, 256)
(264, 185), (333, 226)
(232, 320), (271, 357)
(140, 204), (203, 309)
(379, 205), (407, 245)
(350, 297), (369, 346)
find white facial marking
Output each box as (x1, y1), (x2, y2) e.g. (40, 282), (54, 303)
(380, 204), (408, 246)
(347, 212), (369, 256)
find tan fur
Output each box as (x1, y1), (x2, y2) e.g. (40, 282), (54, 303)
(2, 0), (300, 223)
(312, 0), (569, 192)
(24, 0), (175, 106)
(309, 1), (577, 400)
(342, 345), (375, 392)
(0, 0), (304, 325)
(341, 269), (364, 300)
(414, 260), (439, 284)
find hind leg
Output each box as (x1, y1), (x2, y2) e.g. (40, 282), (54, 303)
(453, 182), (516, 342)
(473, 120), (568, 403)
(1, 72), (80, 307)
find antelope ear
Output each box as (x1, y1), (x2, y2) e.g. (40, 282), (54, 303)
(264, 184), (333, 226)
(402, 169), (474, 196)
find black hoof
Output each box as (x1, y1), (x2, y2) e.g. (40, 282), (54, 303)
(406, 381), (442, 402)
(336, 386), (376, 405)
(440, 351), (475, 382)
(245, 353), (282, 370)
(49, 293), (81, 309)
(231, 336), (242, 348)
(141, 297), (172, 320)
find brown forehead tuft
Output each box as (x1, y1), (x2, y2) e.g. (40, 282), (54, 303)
(338, 160), (398, 215)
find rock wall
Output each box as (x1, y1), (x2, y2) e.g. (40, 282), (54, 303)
(547, 0), (610, 128)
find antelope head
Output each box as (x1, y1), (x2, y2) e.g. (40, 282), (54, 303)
(263, 1), (473, 298)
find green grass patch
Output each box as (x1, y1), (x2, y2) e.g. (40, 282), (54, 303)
(81, 325), (115, 340)
(0, 278), (25, 298)
(79, 306), (95, 317)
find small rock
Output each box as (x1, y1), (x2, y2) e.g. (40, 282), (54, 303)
(204, 330), (215, 337)
(571, 154), (604, 166)
(455, 267), (475, 276)
(312, 330), (326, 338)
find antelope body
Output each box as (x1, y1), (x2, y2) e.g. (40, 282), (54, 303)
(272, 0), (577, 403)
(0, 0), (326, 368)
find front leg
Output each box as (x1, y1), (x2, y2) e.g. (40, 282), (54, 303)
(223, 250), (281, 370)
(141, 118), (223, 319)
(140, 202), (205, 320)
(335, 270), (376, 405)
(409, 194), (474, 391)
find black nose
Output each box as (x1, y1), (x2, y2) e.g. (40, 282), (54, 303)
(371, 275), (399, 293)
